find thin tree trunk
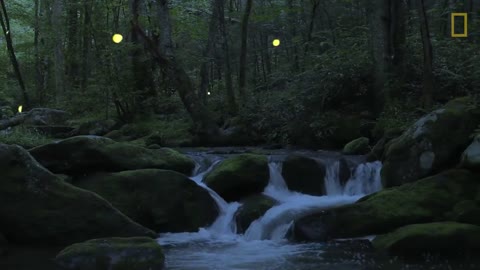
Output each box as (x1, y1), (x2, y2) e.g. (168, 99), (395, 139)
(238, 0), (253, 104)
(138, 0), (219, 138)
(417, 0), (434, 107)
(52, 0), (65, 104)
(199, 0), (220, 104)
(0, 0), (30, 108)
(34, 0), (45, 103)
(218, 0), (236, 114)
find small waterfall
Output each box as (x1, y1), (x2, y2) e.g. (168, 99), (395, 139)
(184, 153), (382, 241)
(188, 154), (241, 235)
(324, 160), (343, 195)
(244, 159), (382, 241)
(343, 161), (382, 195)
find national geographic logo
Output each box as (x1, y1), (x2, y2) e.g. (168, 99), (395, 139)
(451, 13), (468, 38)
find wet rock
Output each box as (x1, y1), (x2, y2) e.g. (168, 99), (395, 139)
(29, 136), (195, 176)
(235, 194), (278, 233)
(77, 169), (219, 233)
(282, 154), (326, 196)
(290, 169), (479, 241)
(55, 237), (165, 270)
(372, 222), (480, 257)
(338, 158), (351, 186)
(382, 97), (480, 187)
(204, 154), (269, 202)
(0, 144), (155, 244)
(460, 134), (480, 171)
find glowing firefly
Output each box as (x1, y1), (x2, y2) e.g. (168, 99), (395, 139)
(112, 34), (123, 44)
(207, 92), (211, 96)
(272, 39), (281, 47)
(18, 105), (23, 113)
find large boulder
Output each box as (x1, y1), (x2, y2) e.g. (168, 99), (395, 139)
(76, 169), (219, 233)
(73, 119), (118, 136)
(29, 136), (195, 176)
(366, 128), (404, 162)
(342, 137), (370, 155)
(381, 98), (480, 187)
(282, 154), (326, 196)
(235, 194), (277, 233)
(448, 200), (480, 225)
(55, 237), (165, 270)
(0, 233), (6, 255)
(290, 170), (479, 241)
(204, 154), (269, 202)
(23, 108), (69, 126)
(372, 222), (480, 257)
(460, 134), (480, 171)
(0, 144), (155, 244)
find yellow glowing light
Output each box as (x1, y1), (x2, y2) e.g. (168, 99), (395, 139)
(112, 34), (124, 44)
(18, 105), (23, 113)
(272, 39), (281, 47)
(207, 92), (211, 96)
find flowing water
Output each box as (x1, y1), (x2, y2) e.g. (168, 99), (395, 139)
(159, 152), (393, 270)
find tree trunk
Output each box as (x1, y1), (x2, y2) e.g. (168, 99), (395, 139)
(218, 0), (237, 115)
(0, 0), (30, 108)
(34, 0), (45, 104)
(369, 0), (406, 113)
(238, 0), (253, 104)
(140, 0), (219, 138)
(199, 0), (220, 104)
(52, 0), (66, 104)
(417, 0), (434, 107)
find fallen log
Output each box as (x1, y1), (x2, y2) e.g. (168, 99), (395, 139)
(0, 113), (26, 130)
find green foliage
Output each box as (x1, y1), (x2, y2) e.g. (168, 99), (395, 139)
(0, 126), (53, 149)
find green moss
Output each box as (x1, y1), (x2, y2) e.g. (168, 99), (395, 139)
(0, 144), (155, 244)
(55, 237), (165, 270)
(372, 222), (480, 256)
(0, 126), (53, 149)
(342, 137), (370, 155)
(117, 118), (194, 146)
(307, 170), (479, 239)
(381, 98), (480, 187)
(236, 194), (277, 233)
(76, 169), (219, 232)
(204, 154), (269, 202)
(30, 136), (195, 175)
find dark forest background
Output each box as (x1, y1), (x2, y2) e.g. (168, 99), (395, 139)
(1, 0), (479, 148)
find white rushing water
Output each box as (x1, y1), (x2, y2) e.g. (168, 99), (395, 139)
(158, 153), (383, 270)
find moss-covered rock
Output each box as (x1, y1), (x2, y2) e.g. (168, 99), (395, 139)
(366, 128), (404, 162)
(290, 169), (479, 241)
(460, 134), (480, 171)
(282, 154), (326, 196)
(0, 233), (7, 256)
(381, 97), (480, 187)
(448, 200), (480, 225)
(55, 237), (164, 270)
(29, 136), (195, 176)
(0, 144), (155, 244)
(76, 169), (219, 233)
(372, 222), (480, 257)
(235, 194), (277, 233)
(73, 119), (118, 136)
(204, 154), (269, 202)
(342, 137), (370, 155)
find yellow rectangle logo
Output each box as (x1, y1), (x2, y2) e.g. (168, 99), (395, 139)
(451, 13), (468, 37)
